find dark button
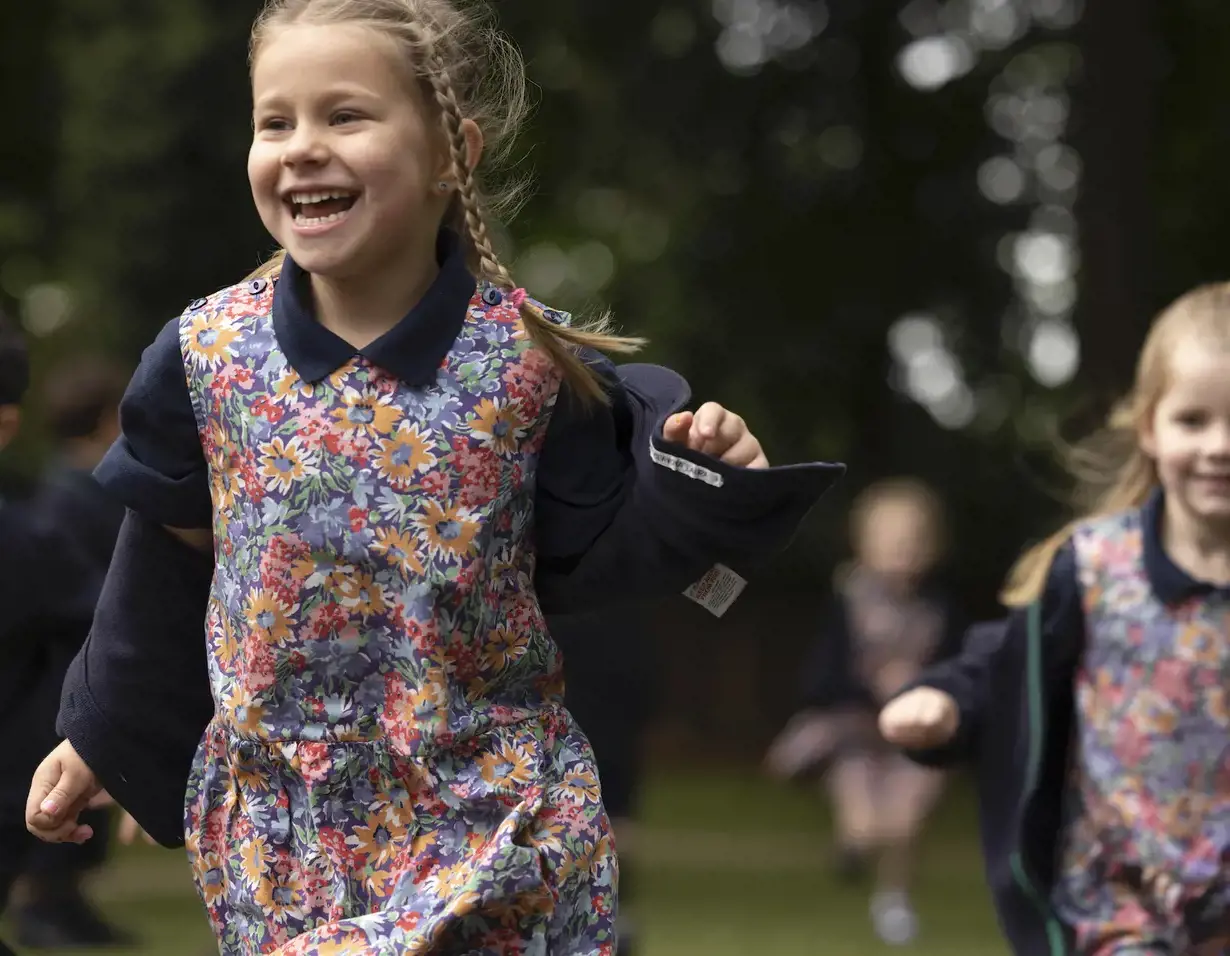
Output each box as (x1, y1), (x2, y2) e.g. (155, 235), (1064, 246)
(189, 297), (208, 310)
(236, 740), (257, 762)
(482, 286), (503, 306)
(248, 278), (268, 295)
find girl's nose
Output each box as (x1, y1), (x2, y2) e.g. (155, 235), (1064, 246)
(1205, 421), (1230, 457)
(281, 124), (329, 167)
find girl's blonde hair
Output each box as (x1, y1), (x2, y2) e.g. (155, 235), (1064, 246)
(1001, 281), (1230, 606)
(246, 0), (643, 403)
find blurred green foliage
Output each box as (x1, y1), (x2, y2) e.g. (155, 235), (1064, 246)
(1, 0), (1227, 614)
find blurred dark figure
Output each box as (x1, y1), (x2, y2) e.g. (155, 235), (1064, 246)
(0, 346), (133, 950)
(551, 605), (654, 956)
(0, 307), (35, 956)
(765, 478), (966, 946)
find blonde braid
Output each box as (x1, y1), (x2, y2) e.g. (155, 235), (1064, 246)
(406, 23), (643, 405)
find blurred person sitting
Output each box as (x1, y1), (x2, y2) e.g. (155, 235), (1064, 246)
(1, 348), (134, 949)
(765, 478), (966, 946)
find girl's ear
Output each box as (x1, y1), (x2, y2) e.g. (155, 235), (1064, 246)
(1138, 409), (1157, 459)
(434, 119), (485, 183)
(461, 118), (484, 173)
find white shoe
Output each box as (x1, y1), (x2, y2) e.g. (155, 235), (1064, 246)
(870, 890), (919, 946)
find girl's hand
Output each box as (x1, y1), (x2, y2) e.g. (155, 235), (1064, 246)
(663, 404), (769, 469)
(878, 687), (959, 749)
(872, 660), (919, 704)
(26, 739), (105, 844)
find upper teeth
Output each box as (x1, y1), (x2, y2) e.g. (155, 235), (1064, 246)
(291, 191), (352, 204)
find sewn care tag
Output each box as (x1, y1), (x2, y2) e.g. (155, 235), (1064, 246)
(683, 564), (747, 618)
(649, 440), (724, 488)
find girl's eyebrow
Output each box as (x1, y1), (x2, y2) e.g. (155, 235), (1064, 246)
(253, 85), (381, 111)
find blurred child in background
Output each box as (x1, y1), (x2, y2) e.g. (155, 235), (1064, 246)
(6, 355), (132, 948)
(766, 478), (965, 945)
(0, 333), (133, 950)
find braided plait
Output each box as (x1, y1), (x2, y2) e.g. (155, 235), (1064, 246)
(403, 18), (642, 405)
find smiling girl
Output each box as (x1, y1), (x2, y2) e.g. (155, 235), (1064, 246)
(23, 1), (842, 954)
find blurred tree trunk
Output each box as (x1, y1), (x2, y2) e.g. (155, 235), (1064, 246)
(1069, 0), (1159, 399)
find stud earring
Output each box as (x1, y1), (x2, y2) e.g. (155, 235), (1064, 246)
(437, 181), (451, 193)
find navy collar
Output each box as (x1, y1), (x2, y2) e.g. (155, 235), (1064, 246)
(1141, 486), (1230, 604)
(272, 230), (476, 386)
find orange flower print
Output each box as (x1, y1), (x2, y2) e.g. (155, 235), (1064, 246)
(482, 626), (530, 673)
(240, 835), (272, 884)
(253, 869), (304, 922)
(230, 693), (268, 735)
(345, 816), (408, 865)
(193, 851), (228, 907)
(372, 527), (426, 578)
(271, 367), (314, 403)
(477, 740), (535, 790)
(468, 397), (527, 455)
(422, 861), (473, 900)
(244, 590), (294, 644)
(184, 312), (240, 368)
(408, 675), (450, 724)
(558, 766), (600, 804)
(259, 436), (310, 494)
(331, 386), (402, 438)
(415, 500), (480, 560)
(212, 611), (240, 670)
(334, 569), (387, 617)
(375, 423), (437, 485)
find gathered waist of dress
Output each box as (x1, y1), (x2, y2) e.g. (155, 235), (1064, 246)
(207, 698), (573, 761)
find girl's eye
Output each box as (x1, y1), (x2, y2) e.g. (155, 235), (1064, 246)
(1176, 411), (1208, 429)
(332, 110), (361, 125)
(256, 117), (291, 132)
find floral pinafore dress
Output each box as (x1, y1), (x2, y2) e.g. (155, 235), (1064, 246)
(1056, 511), (1230, 955)
(179, 277), (615, 955)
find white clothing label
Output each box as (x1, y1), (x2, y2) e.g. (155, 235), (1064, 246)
(649, 440), (725, 488)
(683, 564), (747, 617)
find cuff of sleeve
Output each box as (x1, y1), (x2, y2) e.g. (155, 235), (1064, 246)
(617, 363), (844, 562)
(57, 643), (189, 848)
(647, 430), (845, 519)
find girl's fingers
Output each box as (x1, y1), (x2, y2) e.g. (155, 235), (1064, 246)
(690, 403), (730, 444)
(720, 432), (768, 469)
(662, 411), (693, 445)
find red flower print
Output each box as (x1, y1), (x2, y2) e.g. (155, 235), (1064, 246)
(459, 459), (501, 509)
(396, 911), (421, 931)
(310, 602), (347, 639)
(419, 471), (448, 497)
(349, 506), (368, 532)
(251, 395), (285, 424)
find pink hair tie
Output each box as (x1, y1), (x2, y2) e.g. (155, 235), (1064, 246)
(508, 288), (528, 308)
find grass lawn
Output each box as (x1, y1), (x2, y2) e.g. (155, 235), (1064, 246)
(4, 770), (1006, 955)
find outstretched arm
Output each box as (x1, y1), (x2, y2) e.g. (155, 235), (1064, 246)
(534, 358), (844, 614)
